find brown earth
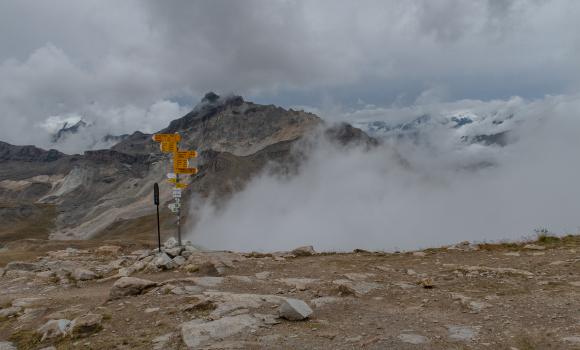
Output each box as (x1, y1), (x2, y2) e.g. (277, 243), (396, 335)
(0, 236), (579, 349)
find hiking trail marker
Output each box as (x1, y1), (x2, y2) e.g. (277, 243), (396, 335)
(152, 133), (198, 246)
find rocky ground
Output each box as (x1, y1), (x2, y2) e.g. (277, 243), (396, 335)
(0, 236), (579, 350)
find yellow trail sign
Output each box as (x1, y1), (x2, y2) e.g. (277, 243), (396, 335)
(175, 167), (198, 175)
(153, 134), (181, 143)
(167, 178), (177, 183)
(175, 150), (198, 159)
(173, 159), (189, 169)
(174, 183), (188, 189)
(160, 142), (177, 153)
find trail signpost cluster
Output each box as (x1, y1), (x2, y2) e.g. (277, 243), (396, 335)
(152, 133), (198, 248)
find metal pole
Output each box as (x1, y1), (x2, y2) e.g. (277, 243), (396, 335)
(153, 182), (161, 253)
(156, 203), (161, 252)
(176, 172), (182, 247)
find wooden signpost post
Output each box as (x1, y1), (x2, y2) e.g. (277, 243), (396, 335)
(152, 133), (198, 247)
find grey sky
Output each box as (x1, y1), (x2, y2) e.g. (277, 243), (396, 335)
(0, 0), (579, 147)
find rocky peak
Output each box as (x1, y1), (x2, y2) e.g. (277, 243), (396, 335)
(0, 141), (65, 163)
(51, 119), (88, 143)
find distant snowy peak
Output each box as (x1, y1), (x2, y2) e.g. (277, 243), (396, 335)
(353, 110), (517, 148)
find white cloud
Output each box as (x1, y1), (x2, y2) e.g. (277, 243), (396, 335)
(0, 1), (579, 151)
(187, 94), (580, 252)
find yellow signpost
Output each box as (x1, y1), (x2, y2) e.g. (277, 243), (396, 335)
(151, 132), (198, 247)
(153, 134), (181, 143)
(174, 167), (198, 175)
(160, 142), (177, 153)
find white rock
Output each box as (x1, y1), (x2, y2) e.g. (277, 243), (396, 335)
(173, 256), (186, 266)
(12, 297), (46, 308)
(181, 315), (260, 348)
(310, 297), (340, 308)
(412, 252), (427, 257)
(72, 268), (97, 281)
(398, 333), (429, 344)
(192, 277), (224, 288)
(255, 271), (272, 280)
(0, 342), (17, 350)
(0, 306), (22, 318)
(344, 273), (375, 281)
(164, 237), (179, 249)
(153, 253), (176, 270)
(109, 277), (157, 299)
(145, 307), (160, 313)
(562, 336), (580, 344)
(37, 319), (72, 341)
(277, 278), (318, 289)
(279, 298), (313, 321)
(165, 247), (183, 258)
(447, 325), (478, 342)
(333, 279), (380, 295)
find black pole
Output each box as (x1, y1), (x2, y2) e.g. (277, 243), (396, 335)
(156, 204), (161, 252)
(154, 183), (161, 252)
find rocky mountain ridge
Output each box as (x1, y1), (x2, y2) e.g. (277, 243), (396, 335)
(0, 93), (374, 242)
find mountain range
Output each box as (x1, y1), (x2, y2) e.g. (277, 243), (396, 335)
(0, 93), (372, 242)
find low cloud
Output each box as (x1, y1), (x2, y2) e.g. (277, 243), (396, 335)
(188, 94), (580, 252)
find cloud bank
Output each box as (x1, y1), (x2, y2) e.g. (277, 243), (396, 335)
(188, 94), (580, 252)
(1, 1), (580, 150)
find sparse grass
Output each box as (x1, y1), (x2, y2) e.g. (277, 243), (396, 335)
(9, 330), (42, 350)
(536, 233), (560, 244)
(477, 241), (522, 251)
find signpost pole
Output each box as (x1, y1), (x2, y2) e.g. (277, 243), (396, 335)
(153, 183), (161, 253)
(152, 132), (196, 250)
(175, 134), (182, 247)
(176, 173), (182, 247)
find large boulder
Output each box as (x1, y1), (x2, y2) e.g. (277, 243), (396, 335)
(72, 268), (97, 281)
(164, 237), (179, 249)
(150, 253), (176, 270)
(181, 315), (260, 348)
(279, 298), (313, 321)
(109, 277), (157, 299)
(291, 246), (316, 257)
(70, 313), (103, 337)
(165, 246), (183, 258)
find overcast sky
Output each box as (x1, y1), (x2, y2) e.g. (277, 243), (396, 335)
(1, 0), (579, 147)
